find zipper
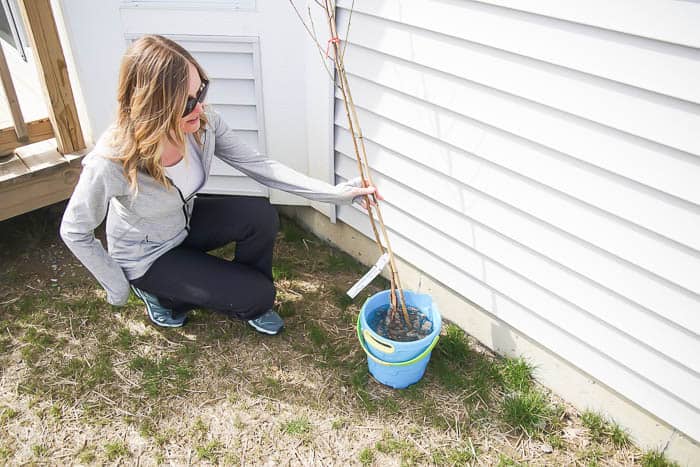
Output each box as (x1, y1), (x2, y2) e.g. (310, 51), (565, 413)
(165, 175), (194, 233)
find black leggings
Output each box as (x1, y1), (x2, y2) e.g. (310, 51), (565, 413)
(131, 195), (279, 320)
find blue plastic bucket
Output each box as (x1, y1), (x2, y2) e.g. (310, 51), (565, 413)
(357, 290), (442, 389)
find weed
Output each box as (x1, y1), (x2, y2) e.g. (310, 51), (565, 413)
(20, 328), (56, 365)
(192, 417), (209, 437)
(129, 352), (196, 398)
(501, 390), (550, 435)
(281, 417), (311, 436)
(497, 454), (526, 466)
(547, 433), (565, 449)
(359, 447), (374, 465)
(0, 446), (12, 460)
(610, 423), (631, 448)
(77, 446), (96, 463)
(581, 410), (607, 442)
(280, 219), (306, 243)
(308, 322), (328, 347)
(326, 250), (363, 273)
(437, 324), (471, 361)
(500, 357), (534, 393)
(196, 440), (223, 462)
(49, 404), (61, 421)
(380, 397), (401, 415)
(277, 300), (297, 317)
(104, 441), (129, 461)
(262, 376), (282, 397)
(31, 444), (48, 457)
(115, 328), (136, 350)
(272, 261), (294, 280)
(577, 446), (604, 466)
(640, 450), (680, 467)
(332, 286), (354, 311)
(332, 418), (346, 430)
(0, 406), (19, 424)
(432, 445), (478, 465)
(375, 432), (423, 465)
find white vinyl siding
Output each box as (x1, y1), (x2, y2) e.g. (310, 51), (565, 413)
(333, 0), (700, 443)
(162, 35), (268, 197)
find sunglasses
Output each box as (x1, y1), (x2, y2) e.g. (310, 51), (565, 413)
(183, 79), (209, 117)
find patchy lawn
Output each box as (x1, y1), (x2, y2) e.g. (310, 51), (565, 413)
(0, 202), (678, 466)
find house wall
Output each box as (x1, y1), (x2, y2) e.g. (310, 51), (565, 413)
(56, 0), (335, 204)
(320, 0), (700, 459)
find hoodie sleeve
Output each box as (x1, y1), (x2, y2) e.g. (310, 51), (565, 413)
(209, 110), (360, 205)
(59, 156), (131, 306)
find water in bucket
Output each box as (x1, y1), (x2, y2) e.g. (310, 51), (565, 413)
(368, 304), (432, 342)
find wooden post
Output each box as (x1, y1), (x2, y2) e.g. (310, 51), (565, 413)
(16, 0), (85, 154)
(0, 42), (28, 141)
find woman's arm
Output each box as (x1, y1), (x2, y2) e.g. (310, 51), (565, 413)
(60, 156), (131, 306)
(209, 110), (376, 205)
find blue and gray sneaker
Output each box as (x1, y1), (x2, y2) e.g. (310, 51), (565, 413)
(247, 309), (284, 335)
(131, 286), (187, 328)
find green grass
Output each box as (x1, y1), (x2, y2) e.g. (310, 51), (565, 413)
(432, 441), (478, 465)
(77, 446), (96, 464)
(280, 218), (307, 243)
(0, 406), (19, 424)
(497, 454), (526, 466)
(501, 390), (550, 436)
(272, 261), (294, 280)
(0, 446), (11, 460)
(359, 447), (374, 465)
(277, 300), (297, 317)
(104, 441), (129, 461)
(31, 444), (48, 457)
(115, 328), (136, 350)
(500, 358), (534, 393)
(326, 250), (364, 273)
(577, 446), (604, 466)
(374, 432), (423, 465)
(640, 450), (680, 467)
(332, 286), (354, 311)
(0, 208), (650, 465)
(581, 410), (631, 447)
(128, 346), (197, 398)
(331, 418), (346, 430)
(281, 417), (312, 436)
(196, 440), (223, 462)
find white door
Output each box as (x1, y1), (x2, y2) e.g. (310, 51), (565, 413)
(57, 0), (335, 209)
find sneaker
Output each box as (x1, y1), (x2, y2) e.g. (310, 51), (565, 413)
(247, 309), (284, 335)
(131, 286), (187, 328)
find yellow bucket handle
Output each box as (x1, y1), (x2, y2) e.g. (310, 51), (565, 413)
(363, 329), (395, 354)
(357, 317), (440, 367)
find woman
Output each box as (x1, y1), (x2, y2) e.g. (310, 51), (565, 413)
(60, 35), (379, 335)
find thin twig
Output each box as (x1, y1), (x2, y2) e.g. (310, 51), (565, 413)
(341, 0), (355, 61)
(287, 0), (336, 83)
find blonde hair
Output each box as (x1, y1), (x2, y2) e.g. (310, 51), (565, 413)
(111, 34), (208, 193)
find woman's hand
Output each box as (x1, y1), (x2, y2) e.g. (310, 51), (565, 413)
(350, 182), (384, 210)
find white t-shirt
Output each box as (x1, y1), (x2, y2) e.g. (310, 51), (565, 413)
(164, 137), (205, 198)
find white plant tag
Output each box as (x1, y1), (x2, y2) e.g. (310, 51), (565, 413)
(346, 253), (390, 299)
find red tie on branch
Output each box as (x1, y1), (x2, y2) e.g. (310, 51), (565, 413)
(325, 36), (340, 58)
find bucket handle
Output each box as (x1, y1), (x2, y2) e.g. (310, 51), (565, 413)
(356, 318), (440, 367)
(363, 329), (395, 354)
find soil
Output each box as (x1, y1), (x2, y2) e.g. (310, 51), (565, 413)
(368, 305), (433, 342)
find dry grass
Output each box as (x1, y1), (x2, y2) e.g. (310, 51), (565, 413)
(0, 202), (679, 466)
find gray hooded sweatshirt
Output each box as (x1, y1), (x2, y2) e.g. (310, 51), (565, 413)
(60, 109), (361, 306)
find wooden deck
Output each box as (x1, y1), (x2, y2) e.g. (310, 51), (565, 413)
(0, 138), (85, 221)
